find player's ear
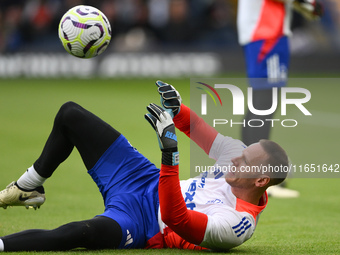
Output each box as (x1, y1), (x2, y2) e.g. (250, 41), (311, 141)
(255, 175), (270, 188)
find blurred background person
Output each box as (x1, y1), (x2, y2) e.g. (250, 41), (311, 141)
(237, 0), (323, 198)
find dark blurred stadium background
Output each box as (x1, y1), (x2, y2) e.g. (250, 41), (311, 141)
(0, 0), (339, 78)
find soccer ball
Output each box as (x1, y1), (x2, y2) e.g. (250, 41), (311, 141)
(58, 5), (111, 59)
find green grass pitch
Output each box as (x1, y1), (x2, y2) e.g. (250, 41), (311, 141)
(0, 78), (339, 254)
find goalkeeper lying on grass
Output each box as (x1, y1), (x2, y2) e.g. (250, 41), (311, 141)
(0, 81), (288, 251)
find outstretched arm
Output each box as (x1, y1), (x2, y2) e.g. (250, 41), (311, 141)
(159, 165), (208, 245)
(145, 104), (208, 245)
(156, 81), (218, 155)
(174, 104), (218, 155)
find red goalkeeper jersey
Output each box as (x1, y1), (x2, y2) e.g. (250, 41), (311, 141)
(146, 105), (268, 251)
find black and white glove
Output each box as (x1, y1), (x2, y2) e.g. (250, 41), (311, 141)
(145, 103), (179, 166)
(156, 80), (182, 118)
(293, 0), (323, 20)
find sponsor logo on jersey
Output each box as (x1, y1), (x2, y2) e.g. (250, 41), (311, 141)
(184, 180), (197, 210)
(206, 198), (223, 204)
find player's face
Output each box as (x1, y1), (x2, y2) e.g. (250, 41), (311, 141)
(226, 143), (268, 188)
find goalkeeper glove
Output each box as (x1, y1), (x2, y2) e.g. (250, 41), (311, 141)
(293, 0), (323, 20)
(156, 80), (182, 118)
(145, 103), (179, 165)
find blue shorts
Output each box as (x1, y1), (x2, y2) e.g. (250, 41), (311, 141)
(87, 135), (160, 249)
(243, 36), (290, 90)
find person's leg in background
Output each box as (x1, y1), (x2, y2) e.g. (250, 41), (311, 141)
(242, 36), (299, 198)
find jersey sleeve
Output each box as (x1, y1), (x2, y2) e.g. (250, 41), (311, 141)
(173, 104), (218, 155)
(200, 210), (256, 250)
(206, 134), (246, 179)
(209, 133), (246, 162)
(159, 164), (208, 245)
